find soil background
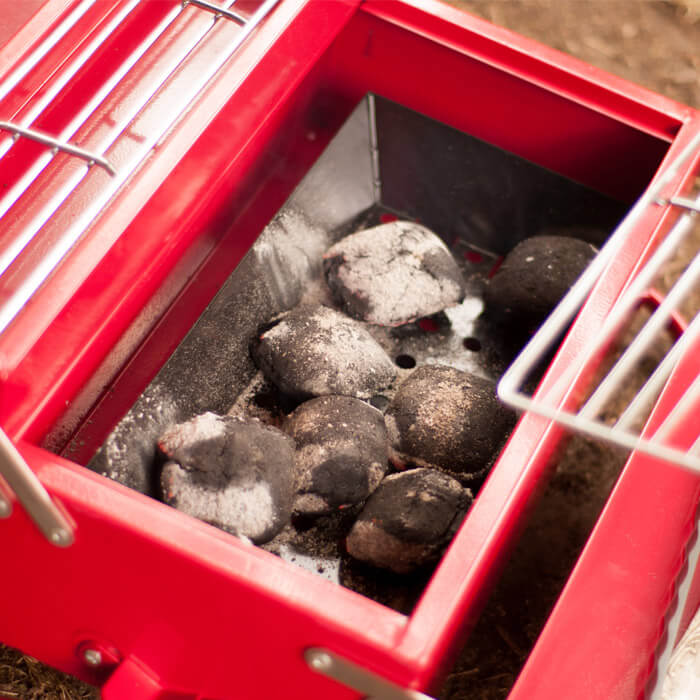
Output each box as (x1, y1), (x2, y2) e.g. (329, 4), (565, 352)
(1, 2), (699, 699)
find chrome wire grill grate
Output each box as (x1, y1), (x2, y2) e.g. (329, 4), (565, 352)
(499, 130), (700, 473)
(0, 0), (280, 335)
(0, 0), (280, 545)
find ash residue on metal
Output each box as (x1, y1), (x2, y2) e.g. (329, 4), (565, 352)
(285, 395), (388, 515)
(346, 468), (472, 574)
(323, 221), (465, 325)
(250, 303), (397, 401)
(260, 508), (361, 583)
(88, 209), (327, 494)
(159, 413), (296, 543)
(386, 365), (516, 478)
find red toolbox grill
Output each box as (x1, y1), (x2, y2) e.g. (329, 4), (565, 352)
(0, 1), (699, 699)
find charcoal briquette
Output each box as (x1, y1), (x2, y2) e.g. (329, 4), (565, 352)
(346, 468), (472, 573)
(323, 221), (465, 326)
(159, 412), (296, 544)
(285, 395), (388, 515)
(484, 235), (598, 323)
(250, 304), (397, 401)
(385, 365), (515, 477)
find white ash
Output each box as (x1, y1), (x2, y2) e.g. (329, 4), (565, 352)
(161, 462), (277, 543)
(323, 221), (465, 326)
(345, 468), (472, 574)
(253, 207), (329, 310)
(96, 384), (181, 492)
(159, 412), (228, 463)
(285, 395), (388, 516)
(251, 304), (397, 401)
(158, 413), (296, 543)
(277, 543), (341, 584)
(443, 297), (484, 337)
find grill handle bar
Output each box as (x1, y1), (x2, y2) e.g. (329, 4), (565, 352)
(0, 427), (74, 546)
(0, 121), (116, 176)
(305, 648), (436, 700)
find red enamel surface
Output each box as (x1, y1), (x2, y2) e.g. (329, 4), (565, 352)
(0, 1), (698, 698)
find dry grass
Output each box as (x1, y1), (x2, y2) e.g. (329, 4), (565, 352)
(0, 645), (98, 700)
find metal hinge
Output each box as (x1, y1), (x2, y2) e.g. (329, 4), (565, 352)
(305, 648), (437, 700)
(0, 427), (74, 547)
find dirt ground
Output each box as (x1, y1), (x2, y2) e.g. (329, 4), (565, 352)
(1, 1), (699, 699)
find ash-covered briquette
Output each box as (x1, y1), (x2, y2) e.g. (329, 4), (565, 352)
(385, 365), (516, 478)
(285, 395), (388, 516)
(345, 468), (472, 574)
(323, 221), (465, 326)
(250, 304), (397, 401)
(483, 235), (598, 324)
(158, 412), (296, 544)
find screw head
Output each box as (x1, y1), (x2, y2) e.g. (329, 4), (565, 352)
(83, 649), (102, 667)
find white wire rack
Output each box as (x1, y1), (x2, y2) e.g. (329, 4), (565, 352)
(0, 0), (280, 546)
(498, 130), (700, 473)
(0, 0), (280, 336)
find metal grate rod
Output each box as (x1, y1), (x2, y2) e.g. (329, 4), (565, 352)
(0, 3), (184, 276)
(0, 0), (142, 164)
(0, 121), (116, 175)
(652, 373), (700, 447)
(616, 313), (700, 431)
(579, 240), (700, 420)
(0, 0), (97, 105)
(184, 0), (246, 24)
(659, 196), (700, 215)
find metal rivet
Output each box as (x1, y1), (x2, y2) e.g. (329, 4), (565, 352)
(309, 651), (333, 672)
(50, 529), (70, 546)
(83, 649), (102, 667)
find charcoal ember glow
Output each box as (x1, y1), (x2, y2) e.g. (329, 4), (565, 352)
(285, 395), (388, 515)
(484, 235), (598, 323)
(346, 468), (472, 573)
(386, 365), (515, 477)
(323, 221), (465, 326)
(251, 304), (397, 400)
(158, 412), (295, 543)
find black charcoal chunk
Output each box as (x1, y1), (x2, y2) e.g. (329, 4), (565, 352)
(385, 365), (515, 477)
(286, 395), (388, 515)
(323, 221), (465, 326)
(484, 235), (598, 323)
(346, 468), (471, 573)
(251, 304), (397, 401)
(159, 412), (295, 544)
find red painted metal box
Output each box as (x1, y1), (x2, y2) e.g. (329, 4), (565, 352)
(0, 1), (698, 698)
